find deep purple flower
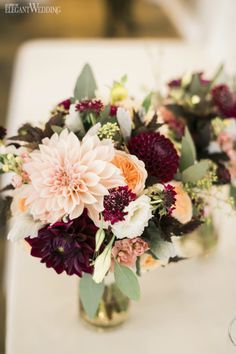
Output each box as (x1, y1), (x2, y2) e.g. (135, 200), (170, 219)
(103, 186), (136, 224)
(128, 131), (179, 183)
(163, 184), (177, 215)
(25, 211), (97, 277)
(168, 79), (181, 88)
(168, 72), (210, 89)
(216, 164), (231, 184)
(58, 98), (71, 110)
(76, 99), (104, 115)
(211, 84), (236, 118)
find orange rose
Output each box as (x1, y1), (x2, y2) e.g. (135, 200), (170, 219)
(170, 181), (192, 224)
(140, 254), (163, 272)
(112, 150), (147, 195)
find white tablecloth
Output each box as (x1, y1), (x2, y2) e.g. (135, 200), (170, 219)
(5, 40), (236, 354)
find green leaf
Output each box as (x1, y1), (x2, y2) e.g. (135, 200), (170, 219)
(120, 74), (128, 85)
(180, 127), (196, 171)
(182, 160), (209, 183)
(189, 73), (202, 95)
(142, 92), (153, 113)
(230, 185), (236, 203)
(79, 274), (104, 319)
(74, 63), (97, 100)
(51, 125), (64, 134)
(143, 221), (175, 260)
(114, 262), (140, 301)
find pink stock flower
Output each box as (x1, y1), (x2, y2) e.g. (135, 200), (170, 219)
(217, 132), (234, 153)
(217, 132), (236, 179)
(22, 130), (124, 224)
(131, 238), (150, 256)
(11, 175), (23, 188)
(112, 237), (149, 268)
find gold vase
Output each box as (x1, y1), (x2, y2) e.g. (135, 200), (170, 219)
(80, 283), (130, 330)
(179, 221), (219, 258)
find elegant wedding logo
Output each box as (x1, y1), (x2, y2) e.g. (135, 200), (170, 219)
(229, 317), (236, 346)
(5, 2), (61, 15)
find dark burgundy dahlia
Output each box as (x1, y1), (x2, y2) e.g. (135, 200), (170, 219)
(211, 84), (236, 118)
(128, 132), (179, 183)
(25, 211), (97, 277)
(103, 186), (136, 224)
(216, 164), (231, 184)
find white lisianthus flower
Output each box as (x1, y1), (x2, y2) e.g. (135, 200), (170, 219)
(116, 107), (132, 141)
(93, 238), (113, 283)
(65, 104), (85, 134)
(111, 195), (152, 239)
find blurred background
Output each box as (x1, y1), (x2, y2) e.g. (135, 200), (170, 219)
(0, 0), (235, 352)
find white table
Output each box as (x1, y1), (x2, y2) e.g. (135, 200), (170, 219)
(5, 40), (236, 354)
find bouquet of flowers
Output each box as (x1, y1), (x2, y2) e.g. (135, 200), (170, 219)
(158, 66), (236, 196)
(0, 64), (234, 321)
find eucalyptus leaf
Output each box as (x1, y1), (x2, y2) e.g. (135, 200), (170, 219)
(79, 274), (104, 319)
(74, 63), (97, 100)
(180, 127), (196, 171)
(189, 73), (201, 95)
(230, 185), (236, 203)
(182, 160), (209, 183)
(114, 262), (140, 301)
(142, 92), (153, 113)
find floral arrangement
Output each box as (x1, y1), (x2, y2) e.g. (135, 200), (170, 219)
(0, 64), (235, 319)
(158, 66), (236, 196)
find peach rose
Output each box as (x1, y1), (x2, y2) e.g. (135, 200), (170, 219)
(112, 150), (147, 195)
(140, 254), (163, 272)
(170, 181), (192, 224)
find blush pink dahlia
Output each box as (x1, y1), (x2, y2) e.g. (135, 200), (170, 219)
(22, 130), (124, 224)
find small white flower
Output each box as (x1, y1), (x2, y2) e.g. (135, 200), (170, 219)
(111, 195), (152, 239)
(117, 107), (132, 141)
(7, 213), (44, 242)
(207, 141), (221, 154)
(65, 104), (85, 134)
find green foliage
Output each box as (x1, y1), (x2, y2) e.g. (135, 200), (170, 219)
(142, 92), (153, 113)
(74, 63), (97, 101)
(79, 274), (104, 319)
(230, 185), (236, 206)
(114, 262), (140, 301)
(182, 160), (209, 183)
(143, 220), (175, 260)
(179, 127), (196, 171)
